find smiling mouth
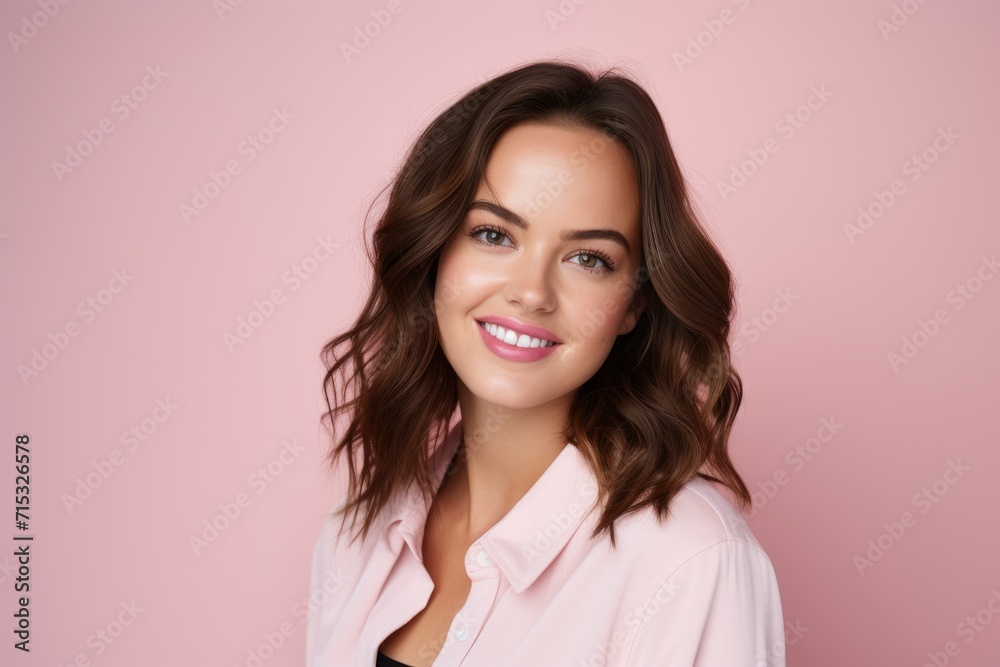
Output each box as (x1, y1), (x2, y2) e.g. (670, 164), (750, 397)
(477, 320), (559, 348)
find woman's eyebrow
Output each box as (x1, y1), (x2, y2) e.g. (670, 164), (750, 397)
(467, 200), (631, 253)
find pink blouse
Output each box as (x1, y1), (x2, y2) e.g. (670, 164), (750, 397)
(306, 419), (786, 666)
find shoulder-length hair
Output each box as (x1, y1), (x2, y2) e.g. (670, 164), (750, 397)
(321, 59), (750, 549)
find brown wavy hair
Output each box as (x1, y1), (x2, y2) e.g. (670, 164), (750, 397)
(320, 59), (750, 549)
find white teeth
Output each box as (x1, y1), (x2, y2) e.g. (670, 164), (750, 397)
(480, 321), (556, 349)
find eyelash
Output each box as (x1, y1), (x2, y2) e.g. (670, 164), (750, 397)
(467, 224), (618, 273)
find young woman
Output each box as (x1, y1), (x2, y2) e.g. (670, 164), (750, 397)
(306, 60), (786, 667)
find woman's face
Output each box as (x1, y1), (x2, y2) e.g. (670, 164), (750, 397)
(434, 120), (646, 411)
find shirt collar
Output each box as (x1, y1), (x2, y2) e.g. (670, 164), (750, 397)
(381, 418), (601, 594)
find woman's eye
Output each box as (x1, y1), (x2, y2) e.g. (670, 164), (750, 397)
(468, 226), (616, 273)
(576, 252), (601, 269)
(469, 226), (512, 247)
(570, 253), (607, 270)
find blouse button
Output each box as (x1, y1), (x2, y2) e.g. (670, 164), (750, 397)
(477, 551), (492, 567)
(456, 625), (469, 642)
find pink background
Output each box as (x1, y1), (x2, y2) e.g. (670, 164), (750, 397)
(3, 0), (999, 665)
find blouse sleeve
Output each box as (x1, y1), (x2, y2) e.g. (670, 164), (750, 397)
(624, 539), (786, 667)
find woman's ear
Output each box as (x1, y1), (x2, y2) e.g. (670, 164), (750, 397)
(619, 288), (647, 335)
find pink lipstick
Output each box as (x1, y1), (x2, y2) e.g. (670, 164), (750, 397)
(475, 317), (561, 363)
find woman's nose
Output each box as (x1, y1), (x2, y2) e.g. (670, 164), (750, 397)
(503, 251), (557, 312)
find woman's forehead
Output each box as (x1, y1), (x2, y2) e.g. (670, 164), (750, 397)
(474, 122), (641, 239)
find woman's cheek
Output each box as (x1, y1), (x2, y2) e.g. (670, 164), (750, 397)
(601, 298), (622, 318)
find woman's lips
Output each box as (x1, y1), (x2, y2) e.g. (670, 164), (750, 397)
(475, 319), (561, 362)
(474, 315), (562, 344)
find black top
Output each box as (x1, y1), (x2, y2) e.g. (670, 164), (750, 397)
(376, 650), (414, 667)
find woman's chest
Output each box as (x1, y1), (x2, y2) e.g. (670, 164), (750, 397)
(377, 512), (475, 666)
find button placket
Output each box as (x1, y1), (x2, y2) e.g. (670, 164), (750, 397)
(464, 542), (497, 579)
(436, 543), (500, 663)
(450, 604), (480, 647)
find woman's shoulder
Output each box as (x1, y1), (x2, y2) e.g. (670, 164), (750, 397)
(606, 476), (786, 666)
(602, 474), (774, 582)
(664, 474), (766, 550)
